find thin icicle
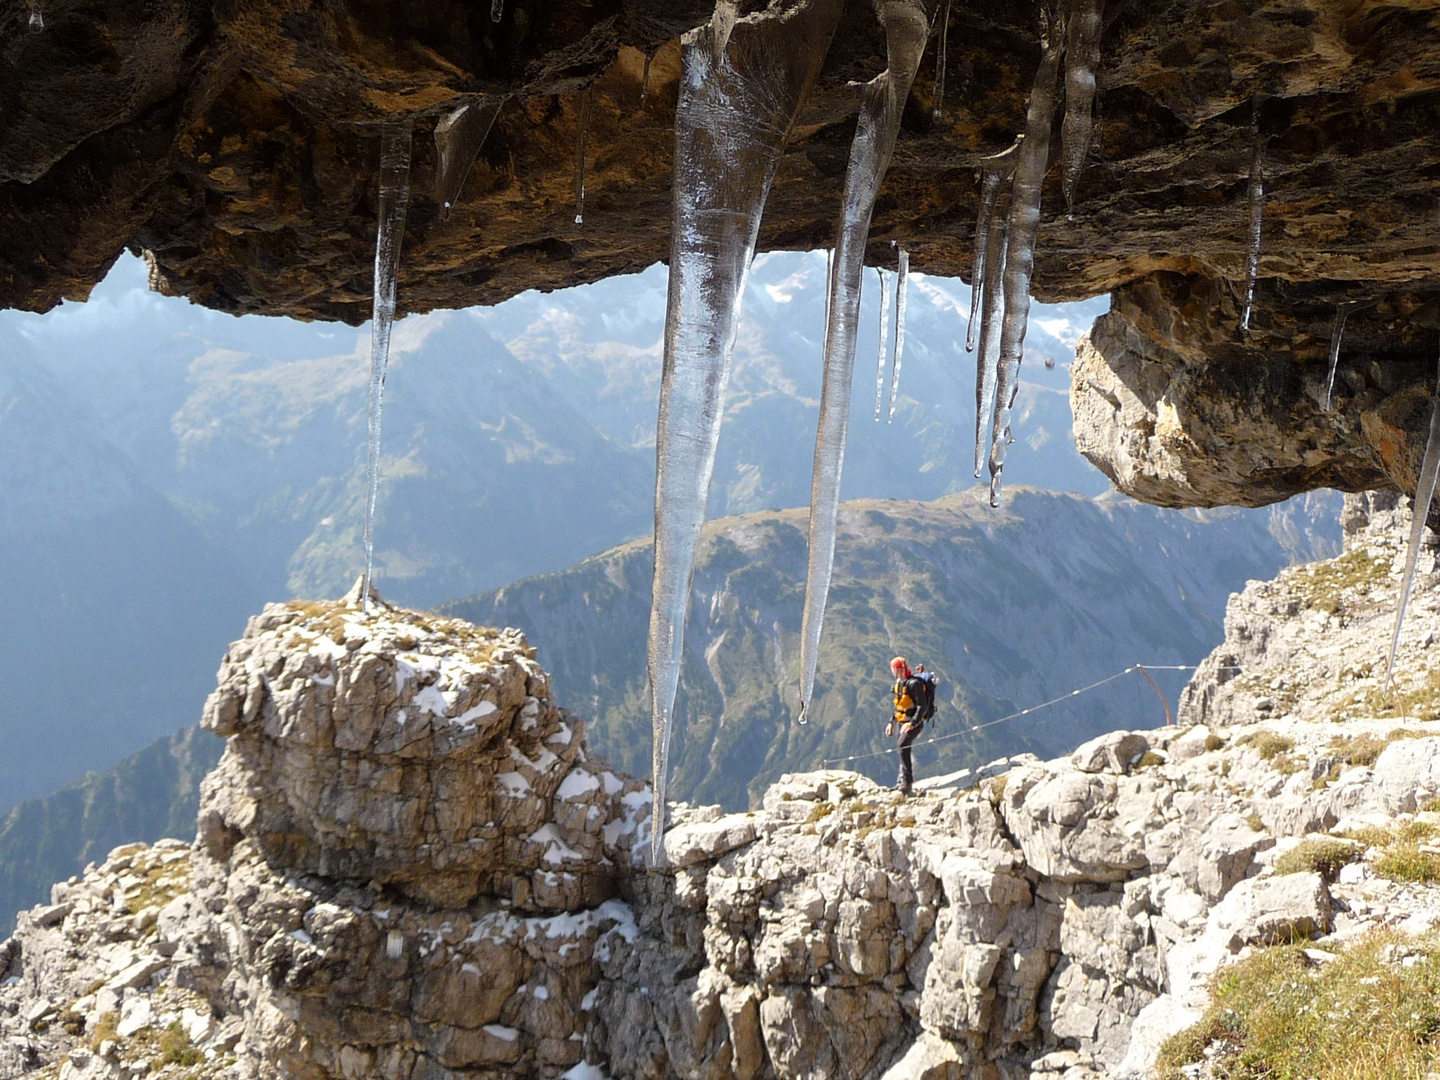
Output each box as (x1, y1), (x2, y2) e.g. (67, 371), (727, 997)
(490, 0), (503, 22)
(1323, 301), (1364, 412)
(974, 211), (1008, 477)
(797, 0), (930, 726)
(574, 88), (592, 226)
(1060, 0), (1102, 216)
(888, 247), (909, 422)
(874, 267), (890, 420)
(988, 14), (1063, 506)
(648, 0), (841, 863)
(28, 1), (41, 29)
(434, 97), (502, 221)
(824, 248), (834, 337)
(931, 0), (951, 121)
(641, 52), (653, 103)
(1386, 358), (1440, 691)
(965, 137), (1022, 353)
(361, 122), (413, 612)
(1241, 105), (1266, 333)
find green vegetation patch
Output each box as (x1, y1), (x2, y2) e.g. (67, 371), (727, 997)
(1274, 837), (1359, 882)
(1345, 820), (1440, 884)
(1327, 728), (1426, 768)
(1289, 548), (1390, 615)
(1236, 730), (1295, 760)
(160, 1021), (205, 1066)
(1157, 932), (1440, 1080)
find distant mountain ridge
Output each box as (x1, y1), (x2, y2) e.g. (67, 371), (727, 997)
(440, 487), (1339, 809)
(0, 726), (222, 935)
(0, 252), (1107, 810)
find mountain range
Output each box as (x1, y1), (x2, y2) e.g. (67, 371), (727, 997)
(442, 487), (1339, 809)
(0, 251), (1107, 810)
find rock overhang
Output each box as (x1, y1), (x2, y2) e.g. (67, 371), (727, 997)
(6, 0), (1440, 507)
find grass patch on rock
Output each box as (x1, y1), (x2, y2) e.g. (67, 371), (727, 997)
(1274, 838), (1359, 882)
(1289, 548), (1390, 615)
(1345, 820), (1440, 884)
(1236, 730), (1294, 761)
(1156, 931), (1440, 1080)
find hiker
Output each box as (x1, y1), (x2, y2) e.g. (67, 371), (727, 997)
(885, 656), (937, 794)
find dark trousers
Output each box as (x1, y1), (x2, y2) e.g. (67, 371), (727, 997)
(896, 720), (922, 790)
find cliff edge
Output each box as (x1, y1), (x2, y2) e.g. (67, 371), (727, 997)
(3, 501), (1440, 1079)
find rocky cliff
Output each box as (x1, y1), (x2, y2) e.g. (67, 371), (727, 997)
(9, 1), (1440, 512)
(3, 496), (1440, 1080)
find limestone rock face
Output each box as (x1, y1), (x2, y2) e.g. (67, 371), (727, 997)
(197, 600), (647, 910)
(1179, 489), (1440, 734)
(10, 580), (1440, 1079)
(1072, 304), (1438, 514)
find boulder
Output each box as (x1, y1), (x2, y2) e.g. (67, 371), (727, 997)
(1208, 872), (1333, 949)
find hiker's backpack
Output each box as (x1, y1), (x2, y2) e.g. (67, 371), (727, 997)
(910, 672), (938, 723)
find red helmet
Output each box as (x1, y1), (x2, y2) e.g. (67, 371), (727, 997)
(890, 657), (910, 678)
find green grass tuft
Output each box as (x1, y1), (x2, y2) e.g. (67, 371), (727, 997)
(1274, 838), (1359, 882)
(1156, 931), (1440, 1080)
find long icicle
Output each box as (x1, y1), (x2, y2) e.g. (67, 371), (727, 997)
(1060, 0), (1102, 216)
(797, 0), (930, 725)
(888, 246), (909, 421)
(967, 172), (1002, 352)
(641, 52), (653, 103)
(574, 87), (592, 226)
(1385, 357), (1440, 691)
(361, 122), (413, 612)
(1241, 105), (1266, 333)
(974, 209), (1008, 477)
(434, 96), (503, 221)
(988, 12), (1063, 506)
(931, 0), (951, 121)
(966, 137), (1022, 352)
(1323, 301), (1364, 412)
(648, 0), (841, 863)
(874, 266), (890, 420)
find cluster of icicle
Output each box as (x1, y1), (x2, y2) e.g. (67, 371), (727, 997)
(643, 0), (1107, 861)
(969, 0), (1100, 508)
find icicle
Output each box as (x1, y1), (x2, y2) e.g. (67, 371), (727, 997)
(648, 0), (841, 864)
(641, 52), (653, 103)
(1385, 357), (1440, 691)
(1241, 105), (1266, 333)
(574, 88), (592, 226)
(874, 267), (890, 420)
(712, 0), (739, 61)
(888, 247), (909, 422)
(797, 0), (930, 727)
(965, 137), (1022, 353)
(1323, 301), (1365, 412)
(931, 0), (951, 121)
(1060, 0), (1102, 216)
(434, 97), (502, 221)
(27, 0), (42, 29)
(823, 248), (834, 336)
(361, 122), (413, 613)
(490, 0), (503, 22)
(988, 14), (1063, 506)
(973, 211), (1008, 477)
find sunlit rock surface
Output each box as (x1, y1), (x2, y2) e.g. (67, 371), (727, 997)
(6, 554), (1440, 1077)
